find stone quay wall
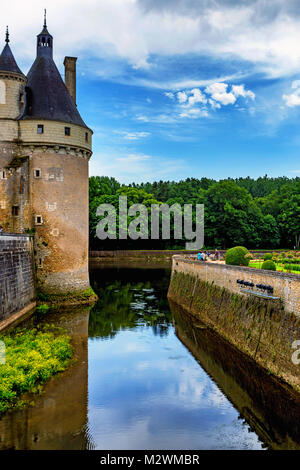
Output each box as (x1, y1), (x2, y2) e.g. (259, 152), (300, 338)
(168, 256), (300, 392)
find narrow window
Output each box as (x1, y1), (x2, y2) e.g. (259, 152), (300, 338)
(35, 215), (43, 225)
(65, 127), (71, 136)
(85, 132), (89, 142)
(12, 206), (19, 217)
(1, 170), (7, 179)
(0, 80), (6, 105)
(34, 169), (41, 179)
(37, 124), (44, 134)
(38, 258), (43, 268)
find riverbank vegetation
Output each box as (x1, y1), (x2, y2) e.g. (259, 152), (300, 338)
(89, 175), (300, 251)
(0, 325), (73, 415)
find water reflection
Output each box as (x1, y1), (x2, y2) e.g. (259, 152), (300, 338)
(89, 277), (172, 339)
(87, 266), (263, 450)
(0, 307), (93, 450)
(170, 301), (300, 450)
(0, 263), (299, 449)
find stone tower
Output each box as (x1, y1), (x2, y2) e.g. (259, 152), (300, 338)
(0, 17), (93, 297)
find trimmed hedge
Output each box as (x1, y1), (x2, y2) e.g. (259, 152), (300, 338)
(225, 246), (250, 266)
(261, 260), (276, 271)
(263, 253), (273, 261)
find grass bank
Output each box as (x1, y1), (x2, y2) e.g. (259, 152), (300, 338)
(0, 325), (74, 415)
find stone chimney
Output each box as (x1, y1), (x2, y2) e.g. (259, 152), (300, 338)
(64, 56), (77, 104)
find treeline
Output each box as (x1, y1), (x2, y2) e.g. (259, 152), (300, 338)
(89, 175), (300, 250)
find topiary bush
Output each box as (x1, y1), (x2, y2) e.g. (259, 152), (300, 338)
(261, 260), (276, 271)
(263, 253), (273, 261)
(225, 246), (250, 266)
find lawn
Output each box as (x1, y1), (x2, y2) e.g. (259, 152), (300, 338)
(249, 260), (300, 274)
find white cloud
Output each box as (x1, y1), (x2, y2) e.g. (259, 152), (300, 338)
(209, 99), (221, 110)
(179, 108), (208, 119)
(116, 153), (151, 162)
(205, 82), (236, 105)
(163, 82), (255, 120)
(283, 92), (300, 107)
(283, 81), (300, 107)
(188, 88), (207, 106)
(136, 115), (150, 122)
(165, 92), (174, 100)
(232, 84), (255, 100)
(177, 91), (188, 103)
(115, 131), (150, 140)
(3, 0), (300, 80)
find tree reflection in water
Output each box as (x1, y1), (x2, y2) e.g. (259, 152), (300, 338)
(89, 267), (173, 339)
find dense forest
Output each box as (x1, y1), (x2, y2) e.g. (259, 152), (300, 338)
(89, 175), (300, 250)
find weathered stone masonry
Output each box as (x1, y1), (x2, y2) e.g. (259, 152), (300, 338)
(0, 234), (35, 324)
(0, 18), (94, 297)
(168, 256), (300, 392)
(171, 256), (300, 315)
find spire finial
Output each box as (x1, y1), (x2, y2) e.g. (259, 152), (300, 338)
(5, 26), (9, 44)
(44, 9), (47, 28)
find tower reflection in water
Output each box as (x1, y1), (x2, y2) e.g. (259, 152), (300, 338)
(0, 306), (94, 450)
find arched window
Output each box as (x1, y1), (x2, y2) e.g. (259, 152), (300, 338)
(0, 80), (6, 105)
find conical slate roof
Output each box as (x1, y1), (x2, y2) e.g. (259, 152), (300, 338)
(0, 43), (24, 76)
(22, 15), (88, 128)
(23, 55), (87, 127)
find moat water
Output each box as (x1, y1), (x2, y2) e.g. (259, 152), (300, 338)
(0, 261), (300, 450)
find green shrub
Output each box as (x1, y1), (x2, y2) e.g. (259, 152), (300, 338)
(263, 253), (273, 261)
(0, 326), (73, 415)
(285, 264), (300, 272)
(225, 246), (250, 266)
(282, 258), (300, 265)
(261, 260), (276, 271)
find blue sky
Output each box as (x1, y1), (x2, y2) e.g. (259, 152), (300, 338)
(2, 0), (300, 183)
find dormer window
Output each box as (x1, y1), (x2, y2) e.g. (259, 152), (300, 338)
(37, 124), (44, 134)
(65, 127), (71, 136)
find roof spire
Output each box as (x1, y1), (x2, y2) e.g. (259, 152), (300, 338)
(44, 9), (47, 29)
(5, 26), (9, 44)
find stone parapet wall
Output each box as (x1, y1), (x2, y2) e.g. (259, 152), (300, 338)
(172, 256), (300, 315)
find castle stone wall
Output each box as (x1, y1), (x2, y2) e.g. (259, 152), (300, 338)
(30, 149), (90, 293)
(0, 234), (35, 323)
(20, 120), (92, 152)
(0, 74), (26, 120)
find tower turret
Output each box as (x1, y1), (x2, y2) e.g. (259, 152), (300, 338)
(17, 15), (94, 298)
(36, 10), (53, 59)
(0, 28), (29, 234)
(0, 27), (26, 121)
